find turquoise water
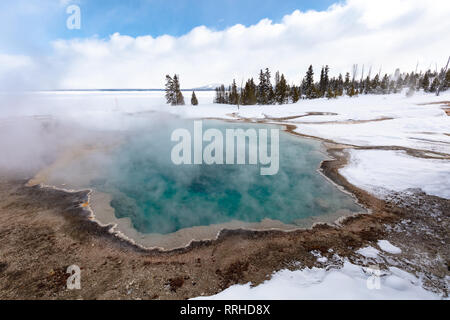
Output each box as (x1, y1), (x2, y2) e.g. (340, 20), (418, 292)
(90, 118), (361, 235)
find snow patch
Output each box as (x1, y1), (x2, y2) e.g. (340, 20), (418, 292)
(357, 246), (380, 259)
(340, 150), (450, 199)
(317, 257), (328, 263)
(378, 240), (402, 254)
(194, 260), (441, 300)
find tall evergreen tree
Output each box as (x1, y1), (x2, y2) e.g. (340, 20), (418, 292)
(191, 91), (199, 105)
(257, 68), (273, 104)
(214, 87), (220, 103)
(242, 78), (257, 105)
(173, 75), (185, 105)
(444, 70), (450, 91)
(363, 76), (371, 94)
(347, 82), (357, 97)
(290, 85), (300, 103)
(257, 70), (267, 105)
(165, 75), (176, 105)
(421, 71), (430, 92)
(319, 66), (329, 97)
(275, 74), (288, 104)
(371, 74), (380, 93)
(429, 77), (439, 93)
(304, 65), (315, 99)
(381, 74), (389, 94)
(344, 72), (351, 94)
(230, 79), (239, 105)
(336, 74), (344, 96)
(265, 68), (274, 104)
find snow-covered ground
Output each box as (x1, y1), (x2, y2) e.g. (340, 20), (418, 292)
(196, 241), (445, 300)
(340, 149), (450, 199)
(195, 254), (442, 300)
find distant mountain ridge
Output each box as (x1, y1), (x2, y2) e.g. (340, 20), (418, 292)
(192, 83), (223, 90)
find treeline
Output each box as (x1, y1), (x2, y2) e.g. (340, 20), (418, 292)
(214, 65), (450, 105)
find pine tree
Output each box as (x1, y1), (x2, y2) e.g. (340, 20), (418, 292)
(359, 77), (364, 94)
(173, 75), (185, 105)
(429, 77), (439, 93)
(257, 68), (273, 104)
(275, 74), (288, 104)
(304, 65), (315, 99)
(242, 81), (250, 105)
(421, 71), (430, 92)
(319, 67), (325, 97)
(220, 85), (226, 103)
(191, 91), (199, 105)
(319, 66), (329, 97)
(363, 76), (371, 94)
(347, 82), (357, 97)
(230, 79), (239, 105)
(165, 75), (176, 105)
(250, 78), (257, 104)
(214, 85), (228, 104)
(257, 70), (267, 105)
(444, 70), (450, 91)
(371, 74), (380, 93)
(290, 86), (300, 103)
(381, 74), (389, 94)
(242, 78), (257, 105)
(326, 86), (334, 99)
(337, 74), (344, 96)
(214, 87), (220, 104)
(344, 72), (350, 94)
(265, 68), (274, 104)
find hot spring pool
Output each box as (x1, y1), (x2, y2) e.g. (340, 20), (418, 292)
(78, 118), (363, 235)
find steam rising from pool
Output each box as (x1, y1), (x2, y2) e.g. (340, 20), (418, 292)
(0, 91), (362, 236)
(83, 119), (362, 235)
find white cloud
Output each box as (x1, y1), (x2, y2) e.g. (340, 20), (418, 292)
(2, 0), (450, 89)
(0, 54), (32, 69)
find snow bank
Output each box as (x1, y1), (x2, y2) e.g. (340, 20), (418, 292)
(340, 149), (450, 199)
(357, 246), (380, 258)
(195, 260), (441, 300)
(378, 240), (402, 254)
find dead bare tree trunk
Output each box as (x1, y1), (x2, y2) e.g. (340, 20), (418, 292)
(352, 64), (358, 82)
(360, 64), (365, 83)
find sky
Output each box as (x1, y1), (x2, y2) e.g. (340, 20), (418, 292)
(0, 0), (337, 53)
(0, 0), (449, 89)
